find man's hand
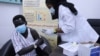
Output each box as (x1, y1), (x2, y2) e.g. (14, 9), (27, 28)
(35, 38), (44, 46)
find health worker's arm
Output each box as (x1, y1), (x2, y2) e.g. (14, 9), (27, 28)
(56, 5), (75, 34)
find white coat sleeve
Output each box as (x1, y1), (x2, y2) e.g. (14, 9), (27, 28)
(60, 8), (75, 34)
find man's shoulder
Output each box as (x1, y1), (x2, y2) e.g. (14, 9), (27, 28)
(28, 27), (39, 39)
(28, 27), (36, 32)
(28, 27), (38, 35)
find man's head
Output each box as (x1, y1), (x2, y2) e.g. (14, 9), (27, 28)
(13, 15), (27, 33)
(13, 15), (27, 27)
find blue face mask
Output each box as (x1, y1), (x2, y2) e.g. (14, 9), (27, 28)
(49, 7), (55, 15)
(16, 24), (27, 33)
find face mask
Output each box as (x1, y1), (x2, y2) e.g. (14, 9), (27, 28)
(16, 24), (27, 33)
(49, 7), (55, 15)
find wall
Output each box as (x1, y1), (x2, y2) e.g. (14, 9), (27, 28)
(68, 0), (100, 19)
(0, 0), (100, 49)
(0, 2), (22, 48)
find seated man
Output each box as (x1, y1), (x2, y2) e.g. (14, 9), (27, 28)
(11, 15), (48, 56)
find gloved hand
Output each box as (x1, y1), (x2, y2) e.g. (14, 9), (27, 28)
(41, 29), (55, 35)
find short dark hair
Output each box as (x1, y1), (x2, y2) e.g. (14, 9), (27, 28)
(13, 15), (27, 27)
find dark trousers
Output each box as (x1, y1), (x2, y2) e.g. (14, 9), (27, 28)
(57, 35), (68, 45)
(57, 35), (62, 45)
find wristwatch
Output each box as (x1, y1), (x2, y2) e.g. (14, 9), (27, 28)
(33, 44), (37, 48)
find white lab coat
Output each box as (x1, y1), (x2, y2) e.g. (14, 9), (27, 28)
(58, 5), (99, 43)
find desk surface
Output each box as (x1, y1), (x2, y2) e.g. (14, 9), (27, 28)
(49, 47), (66, 56)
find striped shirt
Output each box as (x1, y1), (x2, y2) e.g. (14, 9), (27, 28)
(11, 28), (46, 56)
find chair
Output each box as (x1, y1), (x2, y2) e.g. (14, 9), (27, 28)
(0, 40), (15, 56)
(87, 19), (100, 35)
(87, 19), (100, 43)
